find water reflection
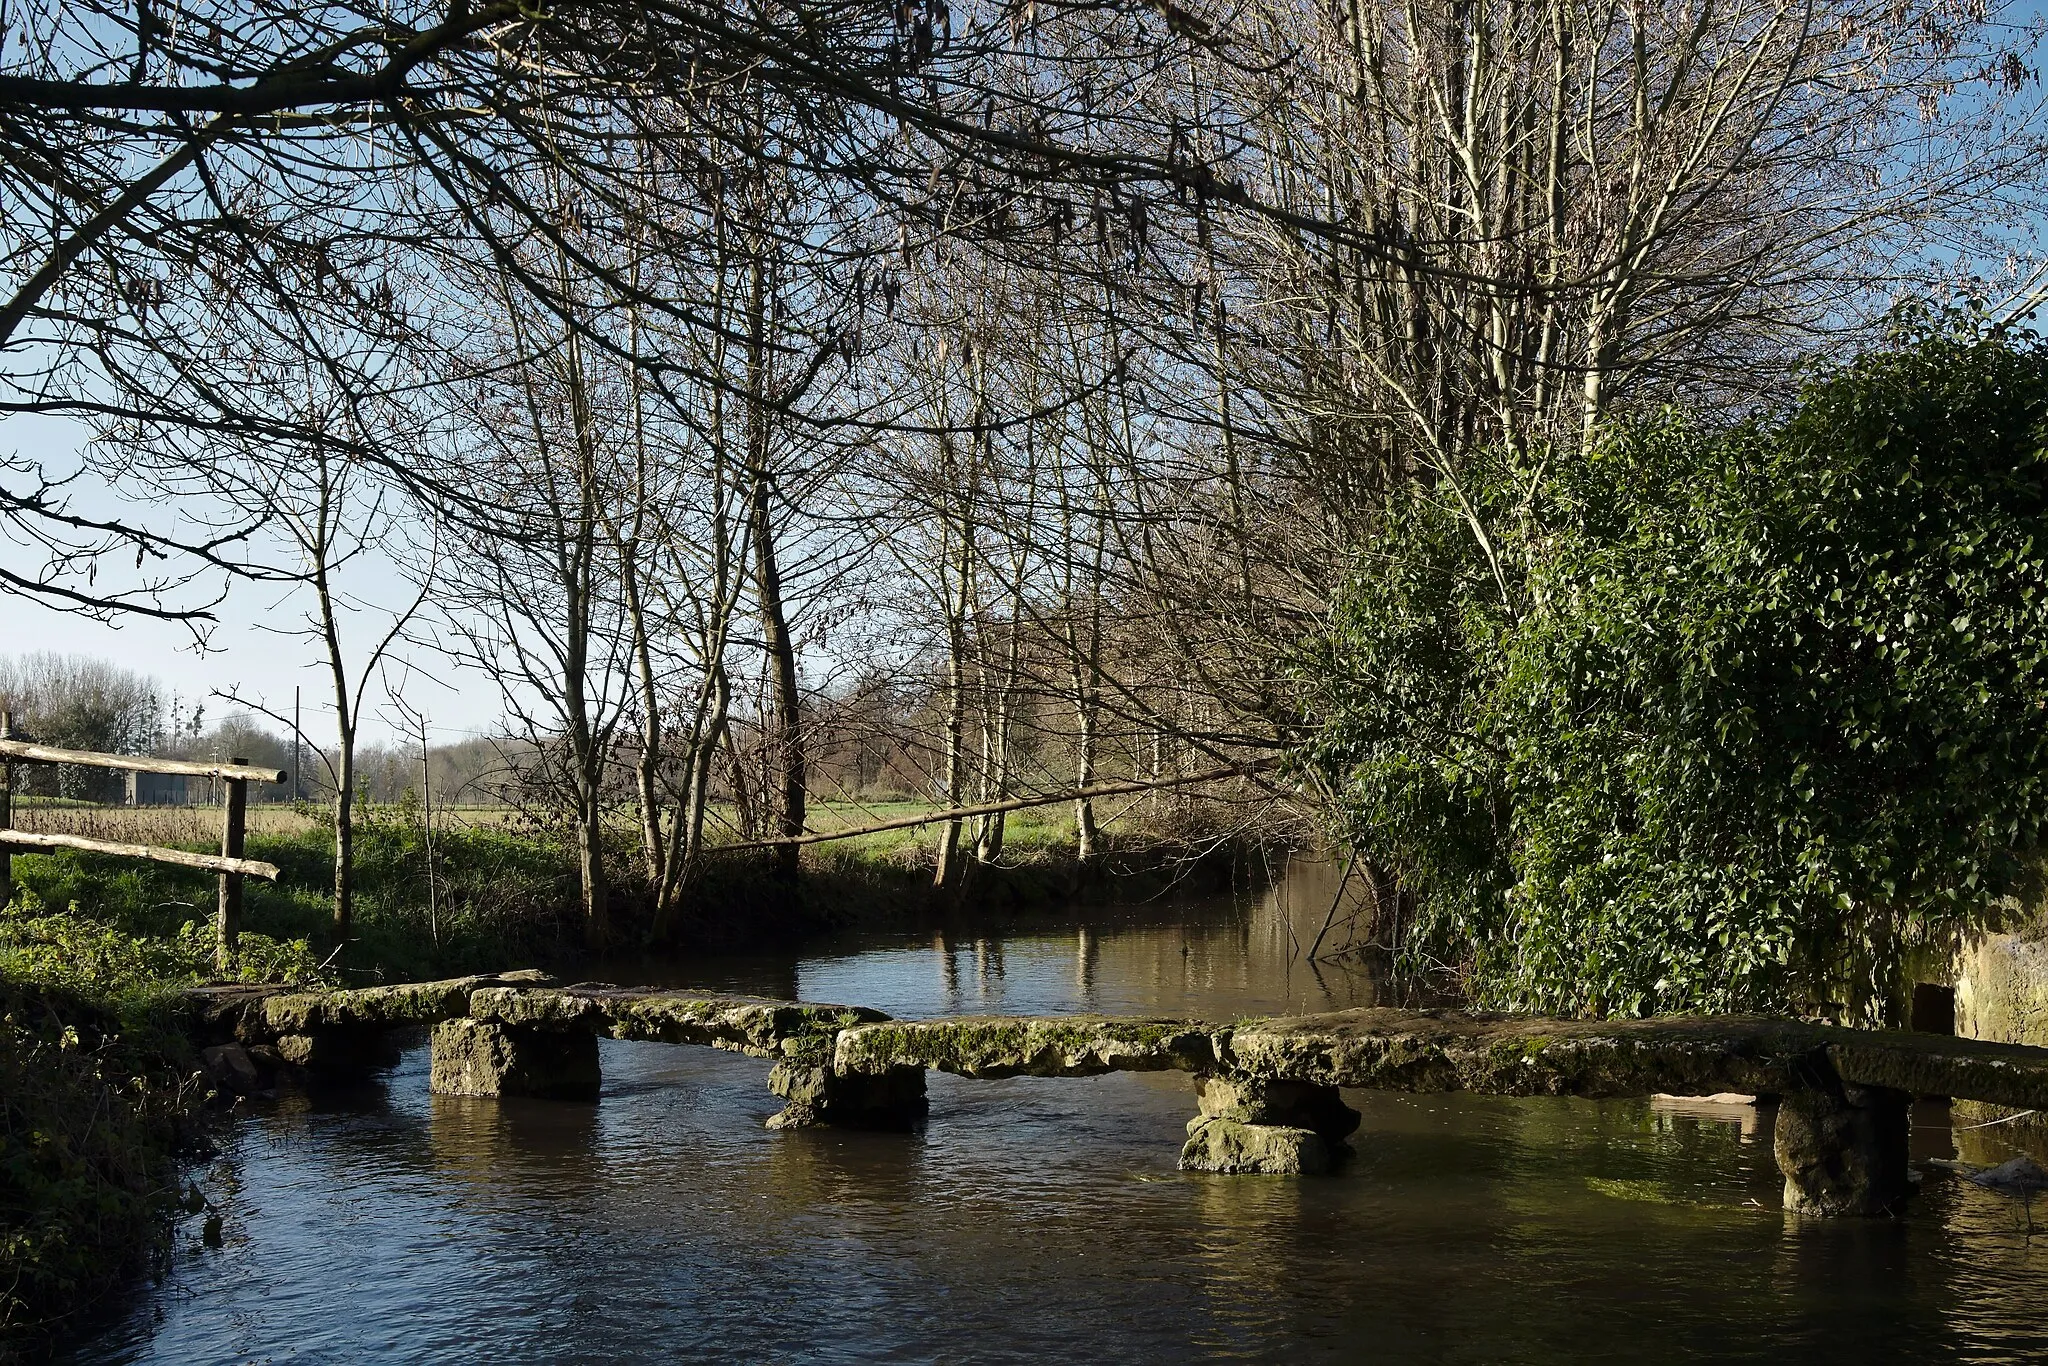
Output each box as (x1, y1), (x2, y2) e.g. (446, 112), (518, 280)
(797, 861), (1381, 1023)
(61, 860), (2048, 1364)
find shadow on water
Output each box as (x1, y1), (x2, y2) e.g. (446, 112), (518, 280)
(60, 857), (2048, 1364)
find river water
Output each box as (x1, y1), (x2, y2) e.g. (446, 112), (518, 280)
(66, 862), (2048, 1363)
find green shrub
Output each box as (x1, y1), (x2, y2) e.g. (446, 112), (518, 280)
(1302, 311), (2048, 1019)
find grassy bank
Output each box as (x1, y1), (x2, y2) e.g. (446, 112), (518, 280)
(8, 801), (1265, 980)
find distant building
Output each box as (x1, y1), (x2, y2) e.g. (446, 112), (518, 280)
(127, 770), (193, 806)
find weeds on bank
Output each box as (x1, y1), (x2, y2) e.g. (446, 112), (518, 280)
(0, 874), (322, 1351)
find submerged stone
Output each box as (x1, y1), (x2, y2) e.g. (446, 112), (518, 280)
(430, 1018), (600, 1101)
(1179, 1117), (1330, 1175)
(199, 1042), (266, 1095)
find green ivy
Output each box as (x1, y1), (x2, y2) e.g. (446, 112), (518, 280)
(1301, 310), (2048, 1019)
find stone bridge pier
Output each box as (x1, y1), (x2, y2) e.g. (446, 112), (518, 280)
(1180, 1076), (1362, 1176)
(430, 1018), (602, 1102)
(421, 988), (928, 1129)
(1773, 1075), (1912, 1217)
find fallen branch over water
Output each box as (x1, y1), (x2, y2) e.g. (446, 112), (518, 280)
(712, 759), (1285, 852)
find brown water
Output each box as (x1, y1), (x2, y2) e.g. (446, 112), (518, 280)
(65, 863), (2048, 1364)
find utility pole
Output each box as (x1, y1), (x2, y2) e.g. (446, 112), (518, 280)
(293, 686), (302, 802)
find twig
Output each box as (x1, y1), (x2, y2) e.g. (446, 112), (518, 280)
(1305, 848), (1358, 962)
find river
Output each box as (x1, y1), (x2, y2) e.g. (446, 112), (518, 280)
(65, 861), (2048, 1363)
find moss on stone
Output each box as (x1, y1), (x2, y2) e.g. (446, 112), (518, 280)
(835, 1016), (1220, 1078)
(259, 975), (496, 1034)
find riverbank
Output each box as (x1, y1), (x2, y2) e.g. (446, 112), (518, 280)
(6, 809), (1277, 982)
(0, 910), (323, 1356)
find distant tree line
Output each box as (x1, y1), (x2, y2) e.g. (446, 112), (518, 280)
(0, 651), (510, 806)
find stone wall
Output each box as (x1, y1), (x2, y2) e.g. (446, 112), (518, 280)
(1951, 929), (2048, 1141)
(1956, 932), (2048, 1047)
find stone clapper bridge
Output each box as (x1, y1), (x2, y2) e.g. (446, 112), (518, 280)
(183, 973), (2048, 1218)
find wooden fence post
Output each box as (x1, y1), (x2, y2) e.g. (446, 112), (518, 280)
(0, 709), (12, 908)
(216, 757), (248, 976)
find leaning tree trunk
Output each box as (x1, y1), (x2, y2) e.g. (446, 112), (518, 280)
(624, 562), (668, 898)
(749, 467), (804, 882)
(575, 764), (609, 951)
(319, 565), (358, 938)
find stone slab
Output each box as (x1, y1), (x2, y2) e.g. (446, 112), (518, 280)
(1225, 1009), (1818, 1097)
(834, 1015), (1224, 1078)
(469, 986), (887, 1062)
(1823, 1031), (2048, 1111)
(1222, 1008), (2048, 1110)
(257, 971), (552, 1036)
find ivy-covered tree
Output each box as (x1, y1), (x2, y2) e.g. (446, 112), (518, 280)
(1302, 313), (2048, 1021)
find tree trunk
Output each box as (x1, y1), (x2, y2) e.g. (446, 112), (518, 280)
(332, 749), (354, 936)
(1072, 681), (1099, 861)
(746, 245), (804, 882)
(934, 621), (970, 892)
(624, 558), (667, 896)
(576, 763), (609, 951)
(319, 559), (357, 938)
(750, 469), (804, 881)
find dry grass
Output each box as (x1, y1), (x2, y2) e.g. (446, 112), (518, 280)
(6, 803), (527, 846)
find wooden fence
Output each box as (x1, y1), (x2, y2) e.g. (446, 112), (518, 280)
(0, 711), (288, 972)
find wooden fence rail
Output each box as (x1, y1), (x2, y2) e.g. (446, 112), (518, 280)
(0, 710), (285, 972)
(0, 830), (281, 881)
(0, 738), (284, 783)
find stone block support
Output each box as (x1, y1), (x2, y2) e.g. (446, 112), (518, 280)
(1178, 1074), (1360, 1175)
(1774, 1079), (1911, 1217)
(1195, 1075), (1360, 1141)
(272, 1026), (401, 1076)
(767, 1061), (927, 1130)
(430, 1018), (600, 1101)
(1181, 1118), (1330, 1175)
